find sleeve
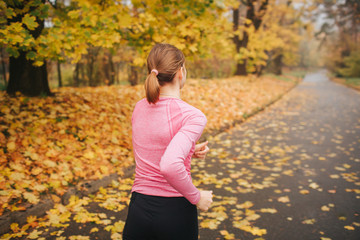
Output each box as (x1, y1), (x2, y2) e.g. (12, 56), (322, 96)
(159, 111), (207, 205)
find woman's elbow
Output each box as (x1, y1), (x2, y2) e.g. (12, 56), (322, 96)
(159, 161), (173, 177)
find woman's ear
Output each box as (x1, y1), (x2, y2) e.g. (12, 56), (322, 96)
(178, 67), (183, 80)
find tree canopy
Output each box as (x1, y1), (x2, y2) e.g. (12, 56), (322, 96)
(0, 0), (315, 95)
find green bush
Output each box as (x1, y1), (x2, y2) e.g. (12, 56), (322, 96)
(337, 49), (360, 78)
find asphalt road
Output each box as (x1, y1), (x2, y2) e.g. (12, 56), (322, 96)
(195, 70), (360, 240)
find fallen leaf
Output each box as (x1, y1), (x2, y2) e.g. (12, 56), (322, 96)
(278, 196), (290, 203)
(321, 205), (330, 211)
(302, 218), (316, 224)
(260, 208), (277, 214)
(344, 225), (355, 230)
(300, 190), (309, 194)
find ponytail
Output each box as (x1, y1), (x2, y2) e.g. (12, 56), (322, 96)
(145, 71), (160, 104)
(145, 43), (185, 104)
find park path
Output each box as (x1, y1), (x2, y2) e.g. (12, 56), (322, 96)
(195, 70), (360, 239)
(5, 70), (360, 240)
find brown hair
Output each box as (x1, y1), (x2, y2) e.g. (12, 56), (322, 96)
(145, 43), (185, 104)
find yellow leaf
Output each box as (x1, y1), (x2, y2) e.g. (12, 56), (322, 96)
(260, 208), (277, 214)
(22, 14), (38, 30)
(31, 167), (42, 176)
(84, 151), (95, 160)
(44, 160), (57, 168)
(299, 190), (309, 194)
(7, 141), (16, 151)
(33, 184), (47, 192)
(10, 223), (20, 232)
(343, 164), (351, 169)
(10, 172), (25, 181)
(240, 225), (267, 236)
(339, 216), (347, 221)
(100, 166), (109, 175)
(220, 230), (235, 239)
(51, 194), (62, 203)
(111, 232), (122, 240)
(133, 57), (145, 66)
(200, 218), (220, 230)
(27, 215), (37, 224)
(277, 196), (290, 203)
(321, 205), (330, 211)
(69, 236), (90, 240)
(237, 201), (254, 209)
(344, 225), (355, 230)
(28, 229), (43, 239)
(302, 218), (316, 224)
(309, 182), (320, 189)
(23, 192), (39, 204)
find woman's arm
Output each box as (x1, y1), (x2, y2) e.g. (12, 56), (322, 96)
(159, 113), (207, 205)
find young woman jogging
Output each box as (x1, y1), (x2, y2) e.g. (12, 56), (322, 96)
(122, 43), (213, 240)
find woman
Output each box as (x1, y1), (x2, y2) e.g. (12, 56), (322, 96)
(123, 43), (213, 240)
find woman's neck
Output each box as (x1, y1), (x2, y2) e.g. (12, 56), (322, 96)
(160, 83), (181, 99)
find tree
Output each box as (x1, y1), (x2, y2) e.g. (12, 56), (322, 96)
(315, 0), (360, 76)
(0, 0), (131, 95)
(260, 0), (308, 75)
(2, 0), (52, 96)
(232, 0), (269, 76)
(123, 0), (234, 84)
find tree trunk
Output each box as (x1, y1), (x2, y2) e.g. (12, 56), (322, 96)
(7, 52), (51, 96)
(88, 55), (95, 86)
(108, 53), (115, 85)
(233, 0), (269, 76)
(6, 0), (52, 96)
(57, 61), (62, 87)
(233, 8), (247, 76)
(87, 47), (100, 87)
(115, 62), (120, 84)
(1, 48), (7, 87)
(129, 65), (139, 86)
(74, 63), (79, 87)
(273, 54), (283, 75)
(80, 63), (85, 86)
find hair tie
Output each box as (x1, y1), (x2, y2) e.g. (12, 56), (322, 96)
(151, 69), (159, 76)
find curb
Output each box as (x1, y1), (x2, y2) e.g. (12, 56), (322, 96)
(0, 77), (301, 236)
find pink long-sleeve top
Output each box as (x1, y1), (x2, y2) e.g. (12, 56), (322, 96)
(130, 97), (207, 205)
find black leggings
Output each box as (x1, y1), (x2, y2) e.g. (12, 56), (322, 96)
(123, 192), (198, 240)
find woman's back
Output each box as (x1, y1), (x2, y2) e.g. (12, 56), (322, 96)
(131, 97), (207, 204)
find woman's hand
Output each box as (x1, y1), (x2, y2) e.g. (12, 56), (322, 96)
(196, 190), (213, 211)
(193, 141), (209, 159)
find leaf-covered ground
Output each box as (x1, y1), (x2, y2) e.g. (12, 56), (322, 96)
(0, 75), (298, 216)
(2, 71), (359, 240)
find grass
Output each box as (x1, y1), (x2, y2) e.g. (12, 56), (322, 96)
(263, 69), (308, 83)
(0, 83), (6, 91)
(287, 69), (307, 79)
(263, 73), (293, 82)
(330, 75), (360, 91)
(345, 77), (360, 86)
